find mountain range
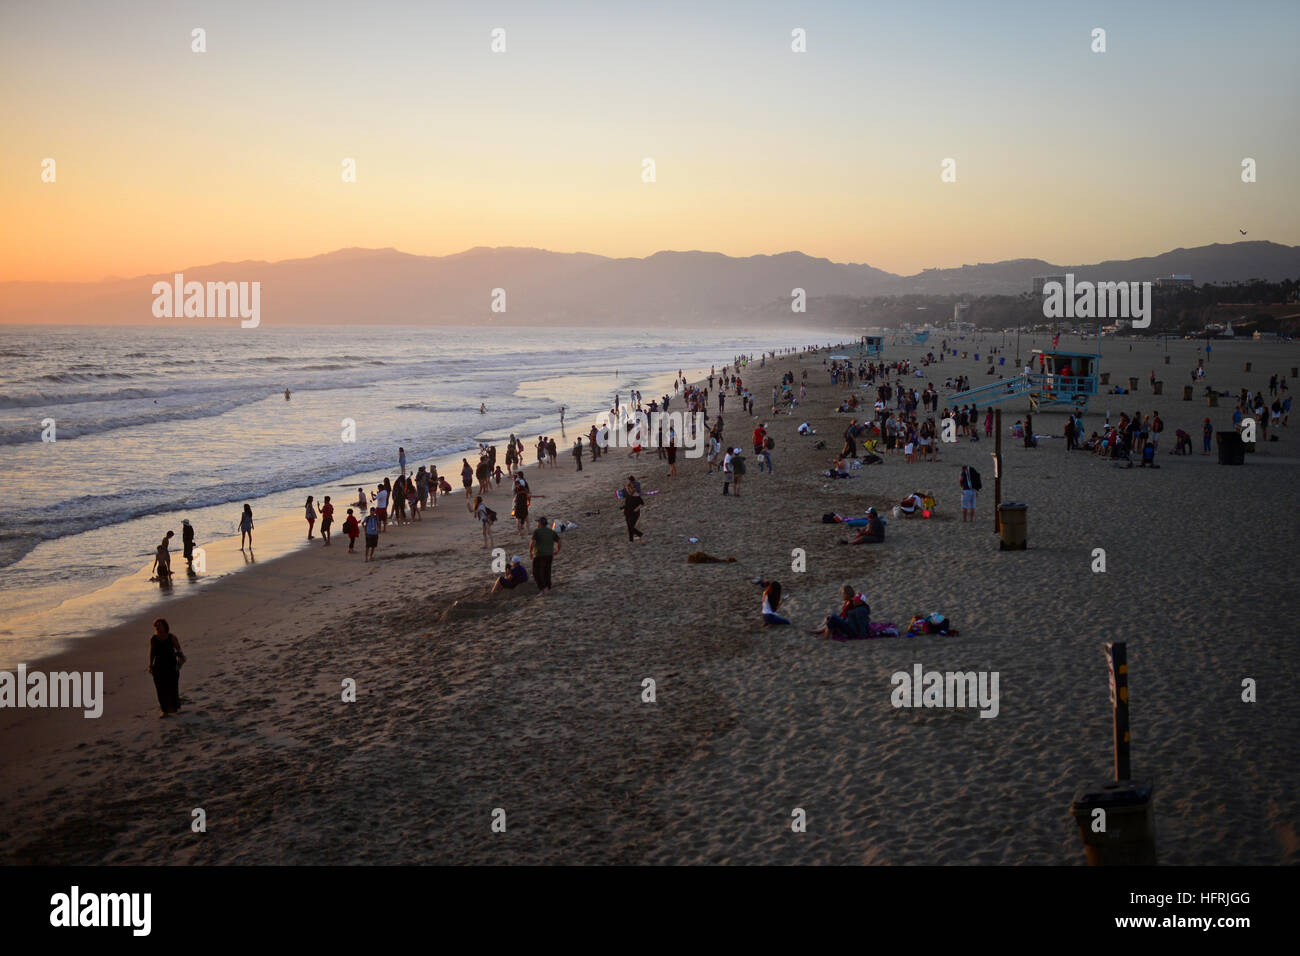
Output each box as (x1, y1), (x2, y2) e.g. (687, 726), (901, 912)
(2, 241), (1296, 327)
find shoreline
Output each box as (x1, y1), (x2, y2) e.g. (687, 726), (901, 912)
(0, 362), (710, 671)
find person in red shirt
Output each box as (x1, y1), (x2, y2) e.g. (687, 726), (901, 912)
(342, 509), (360, 552)
(752, 423), (767, 456)
(319, 496), (334, 546)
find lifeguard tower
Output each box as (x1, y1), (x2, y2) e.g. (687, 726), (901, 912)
(864, 334), (884, 357)
(958, 337), (1102, 414)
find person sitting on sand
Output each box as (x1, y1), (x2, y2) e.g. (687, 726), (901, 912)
(824, 454), (850, 479)
(896, 492), (924, 517)
(807, 585), (871, 640)
(492, 555), (529, 592)
(760, 581), (791, 626)
(841, 507), (885, 544)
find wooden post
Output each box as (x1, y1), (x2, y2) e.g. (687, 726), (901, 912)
(993, 408), (1003, 533)
(1106, 641), (1131, 781)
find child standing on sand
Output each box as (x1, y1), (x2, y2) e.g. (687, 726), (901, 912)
(343, 509), (360, 552)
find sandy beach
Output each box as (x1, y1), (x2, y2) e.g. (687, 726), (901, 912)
(1, 335), (1297, 865)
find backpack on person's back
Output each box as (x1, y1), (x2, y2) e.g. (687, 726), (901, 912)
(967, 466), (982, 491)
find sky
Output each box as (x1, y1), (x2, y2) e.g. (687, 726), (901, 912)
(2, 0), (1298, 282)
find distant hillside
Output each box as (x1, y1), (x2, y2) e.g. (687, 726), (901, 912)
(2, 242), (1296, 327)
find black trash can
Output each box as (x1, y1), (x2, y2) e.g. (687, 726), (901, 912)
(1070, 780), (1157, 866)
(1216, 431), (1245, 465)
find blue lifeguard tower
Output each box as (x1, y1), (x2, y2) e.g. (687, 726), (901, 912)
(864, 334), (884, 357)
(958, 337), (1102, 414)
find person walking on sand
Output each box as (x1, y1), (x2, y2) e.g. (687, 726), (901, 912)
(512, 478), (531, 535)
(148, 617), (184, 717)
(621, 478), (645, 542)
(305, 496), (317, 539)
(730, 447), (747, 497)
(181, 519), (196, 573)
(573, 436), (584, 471)
(343, 508), (360, 552)
(363, 507), (380, 560)
(319, 495), (334, 545)
(473, 495), (495, 547)
(239, 504), (254, 550)
(530, 515), (561, 594)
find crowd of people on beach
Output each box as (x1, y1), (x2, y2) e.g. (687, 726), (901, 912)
(141, 343), (1295, 720)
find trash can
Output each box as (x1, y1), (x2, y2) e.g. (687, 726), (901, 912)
(1128, 377), (1139, 391)
(998, 502), (1027, 550)
(999, 357), (1005, 366)
(1100, 372), (1110, 385)
(1152, 381), (1162, 395)
(1292, 366), (1297, 378)
(1207, 392), (1218, 407)
(1182, 385), (1192, 401)
(1217, 431), (1245, 465)
(1070, 780), (1157, 866)
(1244, 362), (1252, 372)
(1163, 355), (1170, 364)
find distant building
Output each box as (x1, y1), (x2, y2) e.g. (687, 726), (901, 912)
(953, 302), (970, 324)
(1032, 275), (1068, 295)
(1155, 274), (1193, 289)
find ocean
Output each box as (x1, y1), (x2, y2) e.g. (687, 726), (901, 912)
(0, 324), (814, 667)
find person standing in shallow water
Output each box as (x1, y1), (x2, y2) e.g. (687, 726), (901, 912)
(181, 519), (196, 573)
(148, 617), (184, 717)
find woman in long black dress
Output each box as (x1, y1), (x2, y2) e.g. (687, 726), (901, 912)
(148, 617), (184, 717)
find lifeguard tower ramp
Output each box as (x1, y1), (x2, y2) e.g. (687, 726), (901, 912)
(958, 348), (1101, 414)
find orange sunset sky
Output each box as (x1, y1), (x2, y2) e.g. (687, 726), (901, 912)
(2, 0), (1297, 283)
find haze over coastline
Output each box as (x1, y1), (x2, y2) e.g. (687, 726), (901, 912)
(3, 241), (1298, 327)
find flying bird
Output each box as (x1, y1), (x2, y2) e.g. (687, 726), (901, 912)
(1239, 229), (1248, 235)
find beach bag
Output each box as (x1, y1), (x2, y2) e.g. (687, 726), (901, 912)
(968, 466), (982, 490)
(485, 508), (498, 524)
(765, 436), (774, 450)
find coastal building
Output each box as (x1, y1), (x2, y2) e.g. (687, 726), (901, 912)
(1155, 274), (1194, 289)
